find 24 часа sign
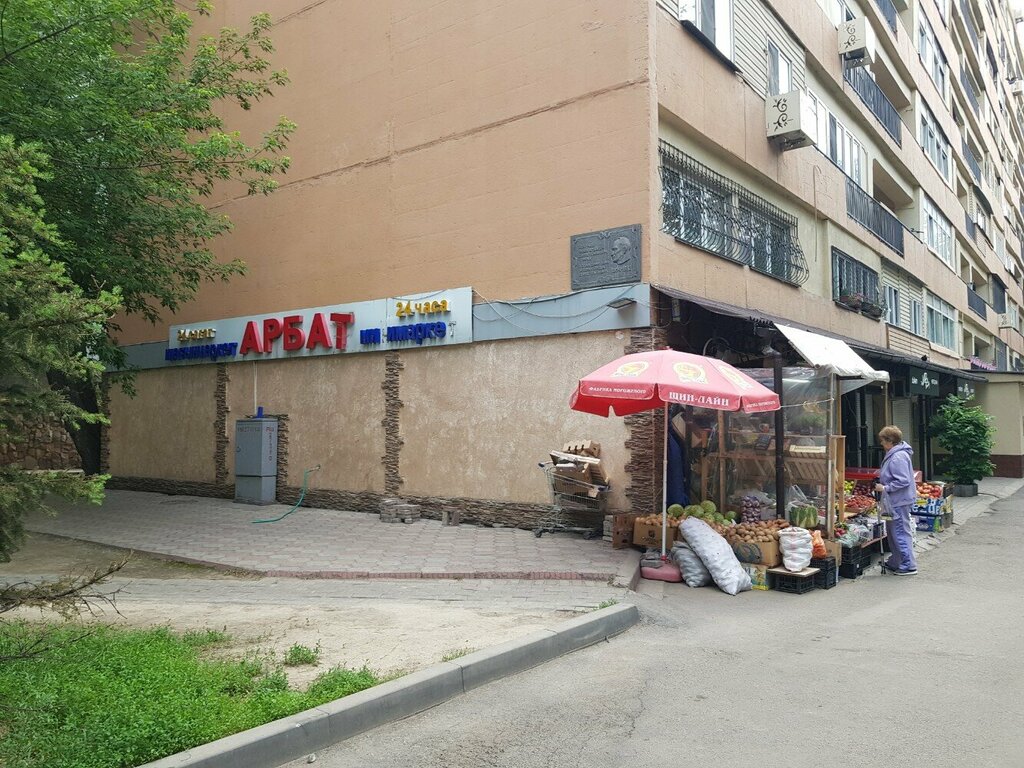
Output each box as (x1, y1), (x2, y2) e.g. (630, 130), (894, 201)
(165, 287), (473, 365)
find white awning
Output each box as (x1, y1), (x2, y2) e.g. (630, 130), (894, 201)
(775, 324), (890, 391)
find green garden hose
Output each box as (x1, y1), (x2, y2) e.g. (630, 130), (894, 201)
(251, 464), (321, 524)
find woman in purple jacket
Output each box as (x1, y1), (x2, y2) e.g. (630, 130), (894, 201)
(875, 425), (919, 576)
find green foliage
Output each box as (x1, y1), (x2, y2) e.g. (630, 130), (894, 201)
(0, 137), (118, 560)
(930, 395), (995, 486)
(0, 0), (294, 338)
(0, 622), (380, 768)
(440, 647), (475, 662)
(182, 627), (229, 647)
(283, 642), (320, 666)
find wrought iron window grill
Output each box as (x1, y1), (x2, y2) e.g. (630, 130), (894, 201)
(659, 140), (809, 286)
(831, 247), (887, 318)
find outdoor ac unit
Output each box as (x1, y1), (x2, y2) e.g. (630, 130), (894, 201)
(998, 313), (1014, 328)
(765, 89), (815, 150)
(838, 17), (876, 68)
(1011, 79), (1024, 95)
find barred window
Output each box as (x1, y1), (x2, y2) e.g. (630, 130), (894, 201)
(831, 248), (883, 307)
(659, 140), (808, 286)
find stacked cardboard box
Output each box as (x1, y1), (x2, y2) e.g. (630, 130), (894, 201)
(550, 440), (611, 496)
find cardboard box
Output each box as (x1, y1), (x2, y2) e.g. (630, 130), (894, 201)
(606, 513), (639, 549)
(563, 440), (601, 458)
(730, 539), (781, 567)
(742, 563), (770, 590)
(587, 458), (611, 486)
(552, 463), (590, 495)
(633, 520), (677, 549)
(822, 539), (843, 565)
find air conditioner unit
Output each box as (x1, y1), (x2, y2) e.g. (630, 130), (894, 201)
(838, 17), (876, 68)
(1011, 80), (1024, 95)
(765, 89), (816, 150)
(998, 313), (1014, 328)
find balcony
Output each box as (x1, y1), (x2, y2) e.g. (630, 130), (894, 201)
(832, 248), (886, 320)
(962, 139), (982, 182)
(960, 0), (980, 56)
(845, 177), (905, 255)
(967, 285), (988, 318)
(873, 0), (898, 35)
(844, 66), (902, 145)
(960, 69), (980, 115)
(965, 211), (977, 242)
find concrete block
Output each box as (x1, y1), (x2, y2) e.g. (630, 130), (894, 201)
(137, 706), (330, 768)
(319, 662), (464, 743)
(454, 628), (560, 691)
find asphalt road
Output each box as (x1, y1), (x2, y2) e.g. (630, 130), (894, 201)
(290, 487), (1024, 768)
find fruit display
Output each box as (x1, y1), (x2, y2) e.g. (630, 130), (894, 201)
(639, 499), (734, 535)
(723, 519), (788, 544)
(844, 494), (877, 514)
(916, 482), (943, 499)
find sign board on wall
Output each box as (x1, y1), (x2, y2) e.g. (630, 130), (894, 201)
(908, 367), (939, 396)
(956, 379), (976, 399)
(570, 225), (642, 290)
(165, 287), (473, 365)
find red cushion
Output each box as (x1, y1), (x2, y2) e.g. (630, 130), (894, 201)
(641, 562), (682, 582)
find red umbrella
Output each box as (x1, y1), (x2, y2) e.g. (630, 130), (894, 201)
(569, 349), (781, 555)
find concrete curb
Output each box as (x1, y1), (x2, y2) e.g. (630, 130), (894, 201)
(26, 532), (625, 582)
(138, 603), (640, 768)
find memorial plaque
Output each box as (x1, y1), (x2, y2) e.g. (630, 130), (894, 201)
(570, 224), (642, 290)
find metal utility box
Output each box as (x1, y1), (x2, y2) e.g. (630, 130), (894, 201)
(234, 418), (278, 505)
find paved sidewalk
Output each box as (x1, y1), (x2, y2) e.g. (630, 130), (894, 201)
(26, 491), (639, 582)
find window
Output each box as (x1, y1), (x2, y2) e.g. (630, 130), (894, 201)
(659, 140), (808, 285)
(822, 0), (854, 26)
(680, 0), (734, 60)
(917, 15), (948, 99)
(923, 195), (953, 266)
(920, 104), (951, 182)
(809, 89), (868, 188)
(926, 293), (957, 350)
(910, 298), (924, 335)
(884, 284), (901, 325)
(934, 0), (949, 25)
(832, 248), (882, 307)
(767, 40), (792, 96)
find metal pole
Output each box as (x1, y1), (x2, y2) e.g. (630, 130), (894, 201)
(774, 354), (786, 519)
(661, 405), (669, 558)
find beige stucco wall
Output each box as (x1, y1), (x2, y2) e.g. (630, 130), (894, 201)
(225, 355), (387, 491)
(978, 377), (1024, 456)
(399, 332), (631, 508)
(107, 366), (218, 482)
(117, 0), (653, 346)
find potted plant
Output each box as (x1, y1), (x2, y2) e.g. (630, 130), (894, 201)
(838, 292), (865, 310)
(861, 299), (884, 319)
(929, 394), (995, 496)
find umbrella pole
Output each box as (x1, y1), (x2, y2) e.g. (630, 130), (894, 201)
(661, 404), (669, 559)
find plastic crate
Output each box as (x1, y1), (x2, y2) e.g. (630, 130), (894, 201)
(841, 546), (871, 566)
(810, 556), (838, 589)
(770, 571), (817, 594)
(839, 560), (864, 579)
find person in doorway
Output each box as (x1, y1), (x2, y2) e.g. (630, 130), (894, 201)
(875, 426), (919, 576)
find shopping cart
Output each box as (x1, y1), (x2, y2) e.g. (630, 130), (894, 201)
(535, 461), (610, 539)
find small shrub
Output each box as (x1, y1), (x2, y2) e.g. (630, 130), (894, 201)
(283, 643), (320, 667)
(440, 647), (475, 662)
(182, 628), (229, 647)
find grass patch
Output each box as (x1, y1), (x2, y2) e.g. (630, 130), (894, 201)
(283, 643), (320, 666)
(0, 621), (380, 768)
(595, 599), (619, 610)
(182, 627), (229, 647)
(440, 647), (475, 662)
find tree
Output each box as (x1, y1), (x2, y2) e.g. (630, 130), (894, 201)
(0, 0), (295, 472)
(930, 394), (995, 487)
(0, 136), (120, 561)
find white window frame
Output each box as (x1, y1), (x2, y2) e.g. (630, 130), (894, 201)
(923, 194), (953, 267)
(808, 88), (868, 189)
(679, 0), (734, 60)
(884, 284), (901, 326)
(910, 298), (924, 336)
(917, 15), (948, 100)
(767, 40), (792, 96)
(920, 103), (951, 183)
(926, 293), (958, 350)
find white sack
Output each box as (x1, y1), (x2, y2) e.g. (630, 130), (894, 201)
(680, 518), (751, 595)
(779, 526), (812, 572)
(671, 541), (712, 588)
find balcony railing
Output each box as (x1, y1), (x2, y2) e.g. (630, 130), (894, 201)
(874, 0), (898, 35)
(845, 177), (905, 255)
(960, 69), (980, 115)
(845, 66), (902, 145)
(967, 285), (988, 318)
(965, 211), (977, 241)
(963, 139), (982, 182)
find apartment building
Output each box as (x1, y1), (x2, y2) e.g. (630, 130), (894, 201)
(107, 0), (1024, 524)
